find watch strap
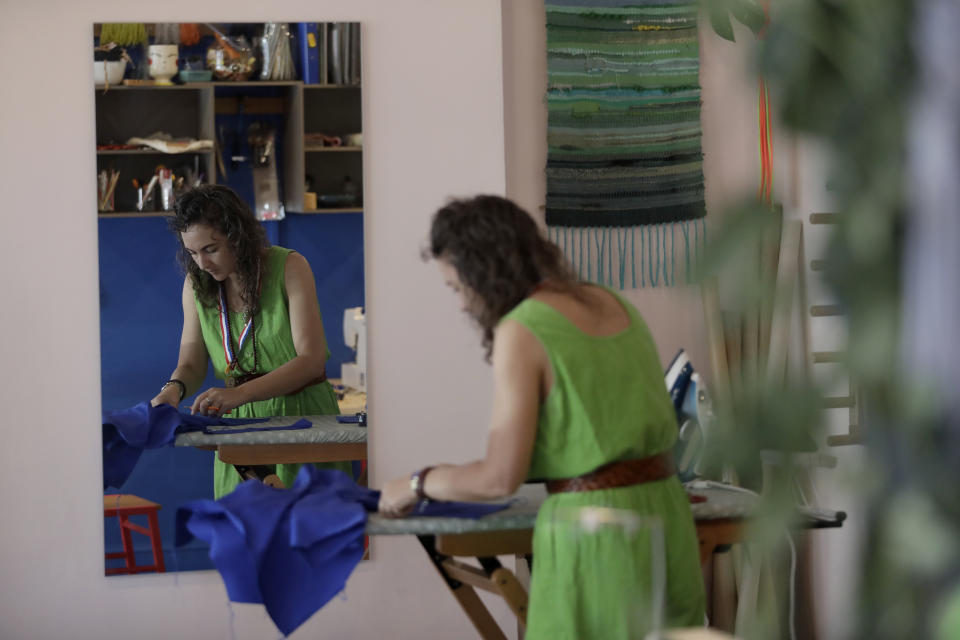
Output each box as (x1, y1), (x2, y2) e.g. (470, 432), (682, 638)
(410, 466), (436, 500)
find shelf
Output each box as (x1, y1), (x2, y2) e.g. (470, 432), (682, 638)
(304, 146), (362, 153)
(96, 73), (361, 218)
(98, 212), (173, 218)
(297, 208), (363, 214)
(95, 84), (204, 91)
(97, 148), (213, 155)
(303, 84), (362, 90)
(95, 81), (358, 91)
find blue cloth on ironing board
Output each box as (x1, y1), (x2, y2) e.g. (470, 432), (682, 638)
(102, 402), (303, 490)
(175, 465), (510, 636)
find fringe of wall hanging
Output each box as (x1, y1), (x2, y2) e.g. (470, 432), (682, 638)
(545, 0), (706, 288)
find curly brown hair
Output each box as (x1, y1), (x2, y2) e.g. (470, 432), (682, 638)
(168, 184), (268, 313)
(428, 195), (579, 360)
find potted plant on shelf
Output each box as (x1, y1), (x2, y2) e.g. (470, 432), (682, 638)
(94, 43), (132, 88)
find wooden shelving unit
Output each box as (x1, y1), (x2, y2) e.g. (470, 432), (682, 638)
(95, 81), (362, 218)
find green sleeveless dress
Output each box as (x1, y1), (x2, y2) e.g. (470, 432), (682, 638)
(504, 291), (705, 638)
(194, 245), (350, 498)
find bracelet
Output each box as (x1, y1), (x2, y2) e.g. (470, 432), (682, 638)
(410, 466), (436, 501)
(161, 379), (186, 402)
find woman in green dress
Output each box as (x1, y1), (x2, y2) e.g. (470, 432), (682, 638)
(379, 195), (705, 637)
(149, 184), (349, 498)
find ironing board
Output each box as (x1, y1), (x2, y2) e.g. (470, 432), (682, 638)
(366, 483), (841, 640)
(173, 415), (367, 465)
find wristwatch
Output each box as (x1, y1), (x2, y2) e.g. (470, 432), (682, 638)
(409, 466), (435, 500)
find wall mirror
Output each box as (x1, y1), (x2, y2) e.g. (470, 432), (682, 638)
(96, 21), (366, 574)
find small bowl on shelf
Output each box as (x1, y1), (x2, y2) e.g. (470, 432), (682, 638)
(179, 69), (213, 83)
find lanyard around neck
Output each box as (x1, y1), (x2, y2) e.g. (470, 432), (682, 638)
(218, 279), (257, 376)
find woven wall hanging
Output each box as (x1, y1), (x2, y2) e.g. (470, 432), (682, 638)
(545, 0), (705, 288)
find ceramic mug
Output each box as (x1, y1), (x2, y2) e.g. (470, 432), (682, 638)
(148, 44), (179, 85)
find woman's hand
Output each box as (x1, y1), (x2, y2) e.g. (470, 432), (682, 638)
(378, 475), (419, 518)
(189, 386), (248, 416)
(150, 385), (181, 408)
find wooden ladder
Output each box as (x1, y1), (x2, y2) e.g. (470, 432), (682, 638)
(808, 213), (864, 446)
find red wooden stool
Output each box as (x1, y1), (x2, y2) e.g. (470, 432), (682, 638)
(103, 494), (166, 575)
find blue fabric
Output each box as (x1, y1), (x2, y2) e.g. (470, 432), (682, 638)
(102, 402), (279, 490)
(175, 465), (510, 636)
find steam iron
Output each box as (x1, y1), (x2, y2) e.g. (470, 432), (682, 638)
(664, 350), (714, 482)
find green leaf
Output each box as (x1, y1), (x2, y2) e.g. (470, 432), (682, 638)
(709, 5), (737, 42)
(730, 0), (767, 35)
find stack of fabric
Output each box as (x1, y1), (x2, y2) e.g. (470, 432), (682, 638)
(176, 466), (511, 635)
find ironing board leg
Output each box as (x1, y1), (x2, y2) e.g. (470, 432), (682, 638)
(417, 535), (508, 640)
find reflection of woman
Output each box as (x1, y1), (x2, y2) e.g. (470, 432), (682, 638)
(150, 184), (348, 497)
(379, 196), (705, 636)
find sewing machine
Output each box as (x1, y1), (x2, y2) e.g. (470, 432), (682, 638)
(341, 306), (366, 393)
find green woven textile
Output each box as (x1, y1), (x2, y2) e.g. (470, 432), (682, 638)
(546, 1), (706, 288)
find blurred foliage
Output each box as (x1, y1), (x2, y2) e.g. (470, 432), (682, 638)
(701, 0), (960, 637)
(708, 0), (767, 42)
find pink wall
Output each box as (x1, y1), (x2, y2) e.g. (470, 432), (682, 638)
(0, 2), (513, 638)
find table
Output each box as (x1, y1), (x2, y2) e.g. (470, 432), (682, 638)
(366, 483), (841, 640)
(173, 415), (367, 479)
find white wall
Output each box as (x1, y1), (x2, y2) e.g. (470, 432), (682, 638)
(0, 2), (512, 639)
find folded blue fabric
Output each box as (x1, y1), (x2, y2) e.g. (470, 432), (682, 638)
(102, 402), (290, 490)
(175, 465), (510, 636)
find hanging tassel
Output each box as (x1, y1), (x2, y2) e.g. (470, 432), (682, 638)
(587, 227), (593, 283)
(549, 220), (703, 289)
(608, 227), (613, 287)
(597, 227), (607, 284)
(669, 223), (676, 286)
(640, 225), (646, 287)
(656, 225), (664, 287)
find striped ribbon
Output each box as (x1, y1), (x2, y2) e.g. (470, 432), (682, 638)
(217, 274), (259, 376)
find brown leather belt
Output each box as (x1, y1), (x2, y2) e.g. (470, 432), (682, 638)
(545, 452), (675, 494)
(225, 371), (327, 395)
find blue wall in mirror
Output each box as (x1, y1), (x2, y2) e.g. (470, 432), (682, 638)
(100, 213), (364, 571)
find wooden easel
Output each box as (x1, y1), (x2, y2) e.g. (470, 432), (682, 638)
(701, 216), (837, 638)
